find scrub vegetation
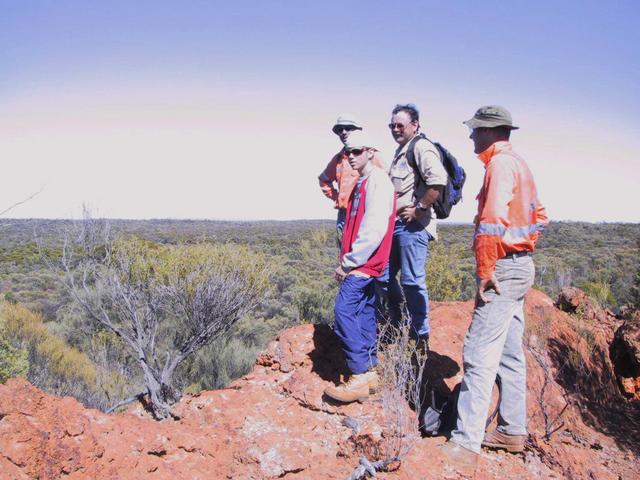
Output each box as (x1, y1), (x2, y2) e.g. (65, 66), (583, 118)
(0, 219), (638, 413)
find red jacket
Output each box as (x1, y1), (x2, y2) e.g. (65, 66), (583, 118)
(474, 141), (548, 279)
(340, 173), (396, 277)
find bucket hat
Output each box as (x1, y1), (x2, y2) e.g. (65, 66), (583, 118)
(463, 105), (519, 130)
(343, 130), (376, 151)
(332, 113), (363, 134)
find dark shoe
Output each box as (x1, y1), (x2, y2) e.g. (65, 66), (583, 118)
(439, 441), (478, 469)
(324, 371), (378, 403)
(482, 429), (526, 453)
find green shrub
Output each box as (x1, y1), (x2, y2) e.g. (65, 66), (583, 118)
(0, 323), (29, 383)
(426, 242), (465, 301)
(294, 285), (336, 324)
(0, 301), (99, 402)
(578, 281), (616, 309)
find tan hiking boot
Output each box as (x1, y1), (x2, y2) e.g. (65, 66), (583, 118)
(325, 370), (378, 403)
(482, 429), (526, 453)
(339, 370), (379, 394)
(439, 441), (478, 474)
(368, 372), (379, 393)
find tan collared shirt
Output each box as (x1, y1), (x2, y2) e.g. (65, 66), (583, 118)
(389, 134), (448, 239)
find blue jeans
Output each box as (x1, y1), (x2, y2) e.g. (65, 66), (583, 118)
(336, 208), (346, 247)
(451, 255), (535, 453)
(376, 220), (431, 339)
(334, 275), (378, 374)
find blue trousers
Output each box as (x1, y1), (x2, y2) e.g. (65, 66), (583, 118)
(334, 275), (378, 374)
(376, 220), (431, 338)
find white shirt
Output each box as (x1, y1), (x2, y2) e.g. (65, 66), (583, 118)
(341, 166), (395, 270)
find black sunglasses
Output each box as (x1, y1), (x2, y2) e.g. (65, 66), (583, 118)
(347, 148), (364, 156)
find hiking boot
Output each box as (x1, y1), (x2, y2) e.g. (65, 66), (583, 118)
(482, 429), (526, 453)
(324, 370), (378, 403)
(338, 371), (379, 393)
(439, 441), (478, 470)
(367, 371), (379, 393)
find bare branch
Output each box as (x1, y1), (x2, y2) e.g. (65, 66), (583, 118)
(0, 184), (45, 217)
(105, 392), (146, 414)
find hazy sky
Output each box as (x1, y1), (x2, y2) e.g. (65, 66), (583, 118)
(2, 1), (638, 222)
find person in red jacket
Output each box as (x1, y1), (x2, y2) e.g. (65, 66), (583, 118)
(442, 106), (548, 469)
(324, 131), (396, 404)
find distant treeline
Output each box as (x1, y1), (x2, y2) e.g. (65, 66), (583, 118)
(1, 219), (637, 313)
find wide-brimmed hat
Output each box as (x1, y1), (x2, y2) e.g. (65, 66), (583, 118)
(343, 130), (376, 151)
(332, 113), (363, 134)
(463, 105), (519, 130)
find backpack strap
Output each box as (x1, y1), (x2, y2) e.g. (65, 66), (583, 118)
(404, 133), (426, 178)
(404, 133), (430, 196)
(405, 133), (444, 180)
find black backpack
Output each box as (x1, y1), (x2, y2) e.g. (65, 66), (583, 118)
(421, 378), (501, 436)
(406, 133), (466, 219)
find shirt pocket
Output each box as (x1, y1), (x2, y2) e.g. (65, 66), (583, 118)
(389, 158), (413, 194)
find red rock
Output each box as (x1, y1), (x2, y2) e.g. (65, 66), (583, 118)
(0, 291), (638, 479)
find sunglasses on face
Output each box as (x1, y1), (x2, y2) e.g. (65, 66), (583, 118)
(347, 148), (364, 156)
(336, 126), (356, 133)
(388, 122), (408, 130)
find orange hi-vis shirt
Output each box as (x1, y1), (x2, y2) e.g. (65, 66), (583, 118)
(319, 149), (384, 210)
(474, 141), (548, 279)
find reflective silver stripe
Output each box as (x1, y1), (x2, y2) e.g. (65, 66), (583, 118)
(476, 223), (506, 235)
(477, 223), (545, 238)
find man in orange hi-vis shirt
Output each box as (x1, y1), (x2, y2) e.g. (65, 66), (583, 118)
(442, 106), (548, 470)
(319, 114), (384, 246)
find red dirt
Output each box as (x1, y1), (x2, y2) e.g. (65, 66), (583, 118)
(1, 289), (638, 479)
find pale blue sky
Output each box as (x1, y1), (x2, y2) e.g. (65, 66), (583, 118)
(1, 1), (639, 221)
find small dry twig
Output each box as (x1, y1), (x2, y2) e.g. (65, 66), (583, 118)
(0, 185), (45, 217)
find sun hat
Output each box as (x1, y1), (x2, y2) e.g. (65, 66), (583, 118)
(343, 130), (376, 151)
(332, 113), (363, 134)
(463, 105), (519, 130)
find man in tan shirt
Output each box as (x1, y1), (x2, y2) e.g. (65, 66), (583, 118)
(377, 103), (448, 347)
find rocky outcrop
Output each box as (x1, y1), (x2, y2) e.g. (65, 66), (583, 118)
(557, 286), (640, 401)
(611, 312), (640, 400)
(0, 291), (638, 479)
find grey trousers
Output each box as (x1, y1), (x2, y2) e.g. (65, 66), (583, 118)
(451, 255), (534, 453)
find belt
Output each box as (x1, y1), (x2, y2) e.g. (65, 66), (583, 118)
(500, 251), (532, 260)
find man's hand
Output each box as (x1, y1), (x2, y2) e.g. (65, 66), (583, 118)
(398, 205), (419, 223)
(335, 266), (348, 282)
(477, 274), (501, 303)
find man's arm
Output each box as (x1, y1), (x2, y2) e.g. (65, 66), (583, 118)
(474, 158), (516, 302)
(399, 140), (447, 222)
(532, 200), (549, 246)
(318, 154), (340, 203)
(399, 185), (443, 222)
